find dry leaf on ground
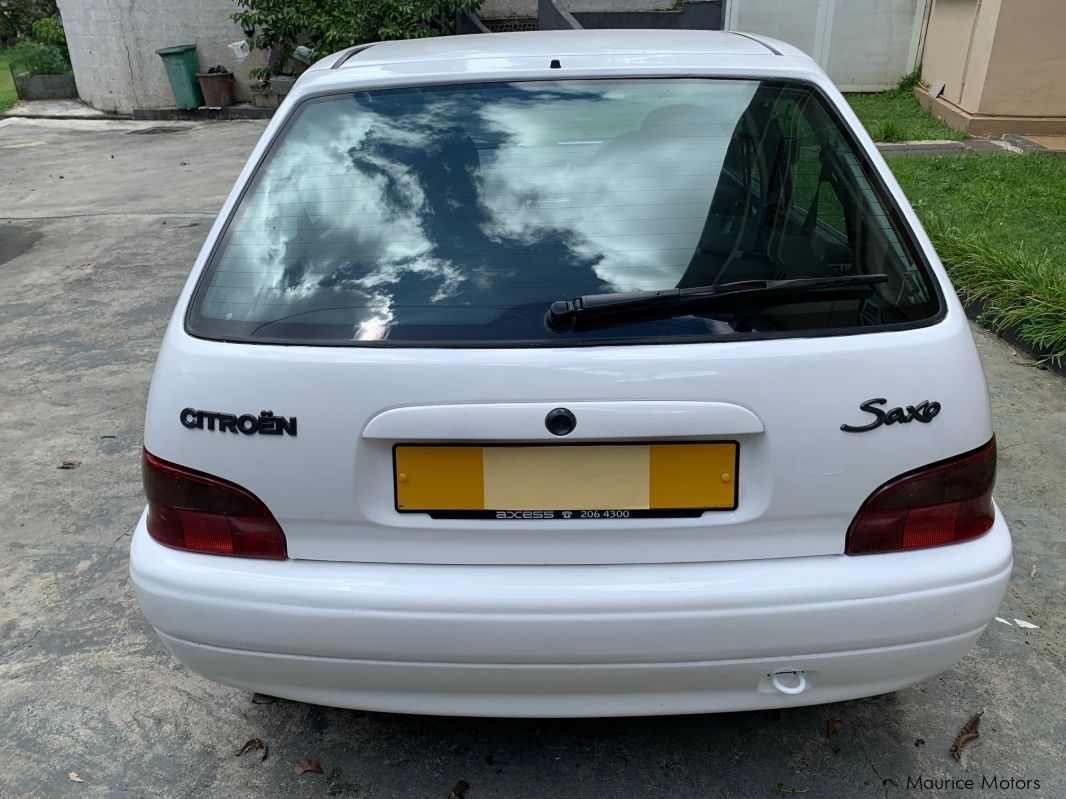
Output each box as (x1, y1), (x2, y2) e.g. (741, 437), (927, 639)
(448, 779), (471, 799)
(232, 737), (268, 762)
(950, 712), (983, 761)
(294, 757), (322, 775)
(826, 719), (843, 739)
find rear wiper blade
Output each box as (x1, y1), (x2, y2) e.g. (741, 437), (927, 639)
(545, 275), (889, 332)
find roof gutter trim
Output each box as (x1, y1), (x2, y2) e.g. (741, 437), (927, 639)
(729, 32), (782, 56)
(331, 42), (380, 69)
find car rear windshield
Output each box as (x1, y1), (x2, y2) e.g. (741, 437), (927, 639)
(187, 79), (941, 346)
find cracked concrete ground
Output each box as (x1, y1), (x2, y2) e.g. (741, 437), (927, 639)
(0, 116), (1063, 799)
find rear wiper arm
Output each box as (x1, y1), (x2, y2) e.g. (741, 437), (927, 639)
(545, 275), (889, 332)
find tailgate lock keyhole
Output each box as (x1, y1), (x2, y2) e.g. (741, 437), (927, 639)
(545, 408), (577, 436)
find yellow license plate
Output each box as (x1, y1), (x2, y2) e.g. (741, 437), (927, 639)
(394, 442), (738, 519)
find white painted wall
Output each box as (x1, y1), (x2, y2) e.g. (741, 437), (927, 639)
(57, 0), (267, 113)
(725, 0), (929, 91)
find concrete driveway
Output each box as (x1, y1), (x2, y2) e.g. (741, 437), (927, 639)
(0, 116), (1062, 799)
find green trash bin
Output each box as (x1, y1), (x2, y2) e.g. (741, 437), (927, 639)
(156, 45), (203, 109)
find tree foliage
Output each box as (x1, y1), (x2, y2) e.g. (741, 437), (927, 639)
(30, 14), (65, 49)
(0, 0), (57, 45)
(6, 12), (69, 75)
(231, 0), (482, 79)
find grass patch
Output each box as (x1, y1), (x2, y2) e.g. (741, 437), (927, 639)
(0, 47), (17, 114)
(887, 153), (1066, 364)
(888, 153), (1066, 263)
(847, 84), (966, 143)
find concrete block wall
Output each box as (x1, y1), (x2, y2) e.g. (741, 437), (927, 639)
(57, 0), (267, 113)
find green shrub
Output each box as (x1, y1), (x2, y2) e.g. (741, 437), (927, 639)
(7, 40), (70, 75)
(30, 15), (66, 48)
(232, 0), (482, 78)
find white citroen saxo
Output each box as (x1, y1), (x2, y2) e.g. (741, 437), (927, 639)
(131, 30), (1012, 717)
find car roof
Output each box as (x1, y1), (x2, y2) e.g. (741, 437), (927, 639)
(301, 30), (814, 82)
(345, 29), (789, 62)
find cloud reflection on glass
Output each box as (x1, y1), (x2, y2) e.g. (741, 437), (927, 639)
(204, 80), (756, 341)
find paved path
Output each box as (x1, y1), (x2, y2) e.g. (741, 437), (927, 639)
(3, 99), (111, 120)
(0, 117), (1062, 799)
(876, 134), (1066, 158)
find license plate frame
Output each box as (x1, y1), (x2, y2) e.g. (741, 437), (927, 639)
(393, 441), (739, 519)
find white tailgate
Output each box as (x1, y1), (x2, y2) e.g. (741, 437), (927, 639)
(145, 305), (991, 566)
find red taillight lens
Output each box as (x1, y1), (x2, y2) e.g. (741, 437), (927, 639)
(142, 448), (287, 559)
(845, 437), (996, 555)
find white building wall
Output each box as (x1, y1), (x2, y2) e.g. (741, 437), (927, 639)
(478, 0), (927, 90)
(58, 0), (267, 113)
(725, 0), (929, 91)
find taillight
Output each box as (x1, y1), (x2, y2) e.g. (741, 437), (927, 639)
(845, 437), (996, 555)
(142, 448), (287, 559)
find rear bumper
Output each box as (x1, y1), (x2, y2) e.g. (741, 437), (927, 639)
(156, 628), (985, 717)
(130, 508), (1012, 717)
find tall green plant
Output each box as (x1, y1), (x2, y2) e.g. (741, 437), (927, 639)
(922, 214), (1066, 365)
(231, 0), (482, 79)
(896, 67), (923, 94)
